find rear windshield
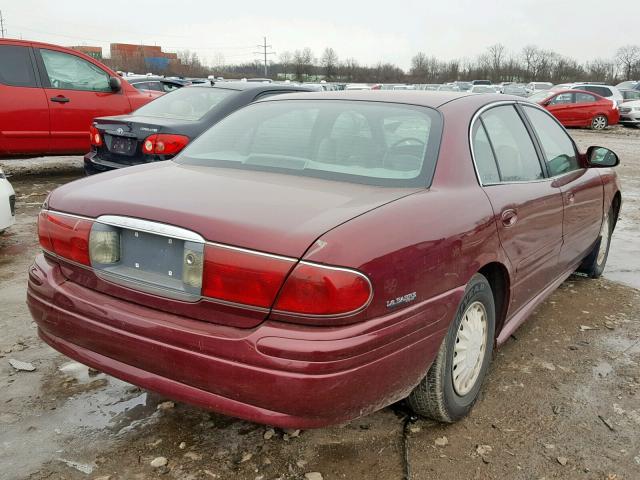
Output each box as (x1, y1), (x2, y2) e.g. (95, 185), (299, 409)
(176, 100), (443, 187)
(134, 86), (234, 120)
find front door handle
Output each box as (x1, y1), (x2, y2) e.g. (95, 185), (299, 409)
(50, 96), (70, 103)
(501, 209), (518, 227)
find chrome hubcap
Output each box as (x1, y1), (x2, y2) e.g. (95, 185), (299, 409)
(452, 301), (488, 396)
(593, 116), (607, 129)
(597, 214), (610, 265)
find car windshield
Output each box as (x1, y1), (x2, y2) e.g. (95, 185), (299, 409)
(176, 100), (443, 187)
(528, 90), (554, 102)
(134, 86), (234, 120)
(534, 83), (552, 90)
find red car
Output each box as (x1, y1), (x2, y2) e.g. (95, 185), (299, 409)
(530, 88), (619, 130)
(0, 39), (161, 157)
(27, 92), (621, 428)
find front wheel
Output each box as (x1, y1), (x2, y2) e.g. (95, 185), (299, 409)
(591, 115), (608, 130)
(407, 274), (495, 422)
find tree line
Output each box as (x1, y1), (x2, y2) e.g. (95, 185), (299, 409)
(106, 43), (640, 85)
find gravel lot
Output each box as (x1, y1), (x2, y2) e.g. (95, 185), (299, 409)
(0, 127), (639, 480)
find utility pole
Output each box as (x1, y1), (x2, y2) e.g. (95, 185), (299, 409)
(0, 11), (6, 38)
(253, 37), (275, 78)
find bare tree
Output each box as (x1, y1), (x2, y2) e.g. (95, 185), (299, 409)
(293, 48), (315, 81)
(487, 43), (506, 79)
(410, 52), (428, 80)
(279, 51), (292, 79)
(616, 45), (640, 80)
(320, 47), (339, 80)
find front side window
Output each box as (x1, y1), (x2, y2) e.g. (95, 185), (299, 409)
(0, 45), (38, 87)
(177, 100), (442, 187)
(40, 49), (110, 92)
(522, 105), (579, 176)
(549, 93), (573, 105)
(479, 105), (543, 182)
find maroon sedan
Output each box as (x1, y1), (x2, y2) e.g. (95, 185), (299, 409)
(28, 92), (621, 428)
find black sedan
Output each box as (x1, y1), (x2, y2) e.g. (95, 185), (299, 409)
(84, 82), (312, 175)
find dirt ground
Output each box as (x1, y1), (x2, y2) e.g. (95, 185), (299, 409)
(0, 127), (639, 480)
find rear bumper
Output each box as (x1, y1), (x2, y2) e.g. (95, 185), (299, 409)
(27, 254), (458, 428)
(84, 151), (126, 175)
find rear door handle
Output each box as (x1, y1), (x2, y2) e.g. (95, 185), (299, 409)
(501, 209), (518, 227)
(50, 96), (70, 103)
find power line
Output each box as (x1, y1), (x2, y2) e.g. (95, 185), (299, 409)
(253, 36), (275, 77)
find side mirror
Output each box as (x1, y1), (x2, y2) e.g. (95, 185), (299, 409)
(586, 146), (619, 168)
(109, 76), (122, 92)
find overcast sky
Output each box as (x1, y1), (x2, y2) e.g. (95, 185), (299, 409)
(2, 0), (637, 69)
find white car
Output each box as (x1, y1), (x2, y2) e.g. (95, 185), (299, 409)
(0, 168), (16, 234)
(525, 82), (553, 94)
(618, 100), (640, 127)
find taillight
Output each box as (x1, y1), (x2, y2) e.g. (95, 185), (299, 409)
(141, 134), (189, 155)
(202, 244), (293, 308)
(89, 125), (102, 147)
(38, 211), (93, 266)
(274, 262), (372, 316)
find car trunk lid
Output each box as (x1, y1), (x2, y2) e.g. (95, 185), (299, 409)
(47, 162), (420, 327)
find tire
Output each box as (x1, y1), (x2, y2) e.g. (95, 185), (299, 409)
(578, 207), (613, 278)
(407, 273), (496, 422)
(591, 115), (608, 130)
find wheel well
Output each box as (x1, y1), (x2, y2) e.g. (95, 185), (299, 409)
(611, 191), (621, 229)
(478, 263), (510, 336)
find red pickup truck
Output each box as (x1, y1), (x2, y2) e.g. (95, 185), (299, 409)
(0, 39), (161, 157)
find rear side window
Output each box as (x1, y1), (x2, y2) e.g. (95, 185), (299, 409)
(0, 45), (38, 87)
(583, 86), (610, 98)
(471, 121), (500, 184)
(40, 49), (110, 92)
(576, 93), (596, 103)
(479, 105), (543, 182)
(522, 106), (579, 176)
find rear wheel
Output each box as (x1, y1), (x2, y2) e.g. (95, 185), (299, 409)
(407, 274), (495, 422)
(578, 208), (613, 278)
(591, 115), (608, 130)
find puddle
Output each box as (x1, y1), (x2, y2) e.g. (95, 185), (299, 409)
(605, 218), (640, 289)
(0, 370), (160, 480)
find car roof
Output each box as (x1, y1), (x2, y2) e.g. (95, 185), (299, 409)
(254, 90), (493, 108)
(200, 81), (313, 93)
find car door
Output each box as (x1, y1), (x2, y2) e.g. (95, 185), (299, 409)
(471, 104), (564, 313)
(545, 92), (575, 125)
(573, 92), (598, 126)
(0, 44), (50, 155)
(521, 104), (604, 269)
(35, 47), (132, 153)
